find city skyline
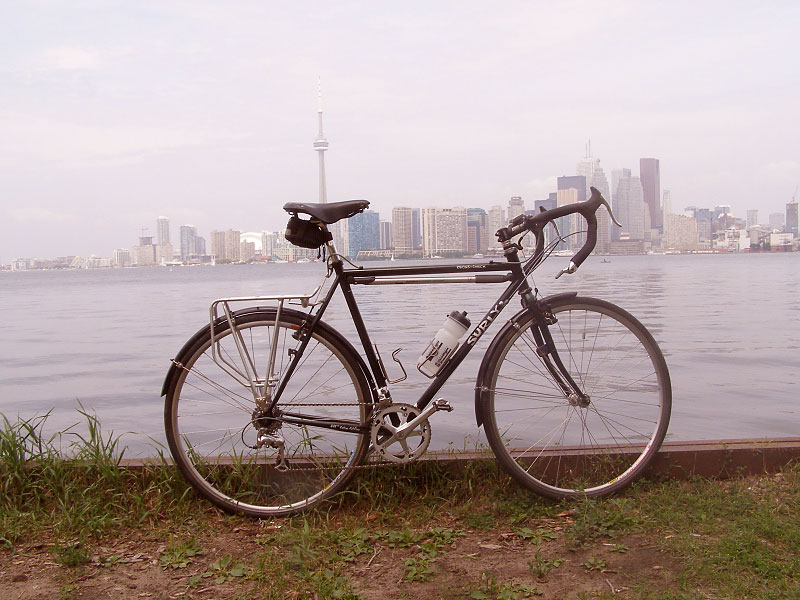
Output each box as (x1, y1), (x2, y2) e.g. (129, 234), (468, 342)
(2, 2), (798, 260)
(7, 143), (800, 265)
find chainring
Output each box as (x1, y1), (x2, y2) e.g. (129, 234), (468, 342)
(370, 403), (431, 463)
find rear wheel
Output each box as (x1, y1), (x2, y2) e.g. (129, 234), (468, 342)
(164, 309), (372, 517)
(479, 297), (671, 499)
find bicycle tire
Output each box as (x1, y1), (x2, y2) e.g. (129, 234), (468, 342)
(164, 308), (372, 517)
(478, 296), (671, 499)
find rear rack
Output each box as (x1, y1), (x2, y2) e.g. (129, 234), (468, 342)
(208, 282), (324, 405)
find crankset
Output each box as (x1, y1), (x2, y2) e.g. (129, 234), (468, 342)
(370, 403), (432, 463)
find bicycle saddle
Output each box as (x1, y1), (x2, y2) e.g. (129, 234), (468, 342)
(283, 200), (370, 224)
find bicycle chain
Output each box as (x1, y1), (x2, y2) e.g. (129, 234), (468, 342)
(171, 361), (412, 472)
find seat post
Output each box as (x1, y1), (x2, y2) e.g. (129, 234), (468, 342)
(320, 223), (342, 264)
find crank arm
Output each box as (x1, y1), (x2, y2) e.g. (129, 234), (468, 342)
(373, 399), (449, 449)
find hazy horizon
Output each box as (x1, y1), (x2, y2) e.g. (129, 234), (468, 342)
(2, 1), (798, 260)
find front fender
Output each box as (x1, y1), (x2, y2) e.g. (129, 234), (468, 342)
(473, 291), (577, 427)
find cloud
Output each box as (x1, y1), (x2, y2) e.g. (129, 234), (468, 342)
(0, 112), (248, 167)
(35, 46), (102, 71)
(7, 208), (76, 223)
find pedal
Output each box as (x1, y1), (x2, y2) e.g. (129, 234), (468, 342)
(433, 398), (453, 412)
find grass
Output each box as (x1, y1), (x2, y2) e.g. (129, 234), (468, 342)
(0, 410), (194, 548)
(1, 410), (799, 599)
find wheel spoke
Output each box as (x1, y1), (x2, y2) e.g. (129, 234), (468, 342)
(483, 298), (670, 498)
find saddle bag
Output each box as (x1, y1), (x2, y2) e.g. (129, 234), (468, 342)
(284, 216), (332, 249)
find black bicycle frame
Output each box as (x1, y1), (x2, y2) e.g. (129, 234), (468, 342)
(270, 244), (586, 433)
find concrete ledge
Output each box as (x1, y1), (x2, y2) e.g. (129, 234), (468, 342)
(647, 438), (800, 479)
(120, 438), (800, 479)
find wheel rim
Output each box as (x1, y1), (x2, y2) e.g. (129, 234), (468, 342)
(487, 301), (668, 495)
(168, 316), (368, 514)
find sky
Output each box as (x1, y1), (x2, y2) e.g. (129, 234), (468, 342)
(1, 0), (799, 259)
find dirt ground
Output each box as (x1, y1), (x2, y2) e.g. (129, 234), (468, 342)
(2, 515), (681, 600)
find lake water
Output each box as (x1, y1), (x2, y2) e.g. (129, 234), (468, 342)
(1, 253), (798, 455)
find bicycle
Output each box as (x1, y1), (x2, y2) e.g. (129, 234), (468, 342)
(161, 187), (672, 517)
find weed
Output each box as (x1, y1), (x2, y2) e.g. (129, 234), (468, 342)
(192, 554), (249, 585)
(383, 527), (424, 547)
(159, 537), (203, 569)
(608, 543), (628, 553)
(581, 556), (608, 571)
(403, 556), (433, 581)
(566, 498), (635, 547)
(464, 511), (496, 530)
(53, 541), (90, 568)
(514, 526), (558, 544)
(527, 552), (564, 579)
(469, 571), (542, 598)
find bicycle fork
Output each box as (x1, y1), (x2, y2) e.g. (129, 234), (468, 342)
(527, 302), (590, 408)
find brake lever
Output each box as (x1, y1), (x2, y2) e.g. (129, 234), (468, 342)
(555, 261), (577, 279)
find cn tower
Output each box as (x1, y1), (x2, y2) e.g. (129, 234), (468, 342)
(314, 81), (329, 204)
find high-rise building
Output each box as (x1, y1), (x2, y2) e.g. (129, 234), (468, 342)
(640, 158), (661, 230)
(240, 241), (256, 261)
(379, 220), (393, 250)
(558, 176), (587, 204)
(348, 210), (380, 258)
(411, 208), (422, 250)
(507, 196), (526, 220)
(557, 176), (587, 249)
(769, 212), (785, 230)
(112, 248), (131, 268)
(534, 196), (557, 212)
(179, 225), (201, 261)
(467, 208), (489, 254)
(746, 210), (759, 228)
(422, 207), (468, 257)
(132, 236), (156, 266)
(210, 229), (241, 261)
(787, 202), (799, 236)
(664, 213), (699, 251)
(663, 190), (672, 216)
(589, 168), (611, 254)
(487, 205), (506, 250)
(157, 216), (170, 246)
(556, 188), (581, 249)
(392, 207), (414, 255)
(614, 175), (646, 240)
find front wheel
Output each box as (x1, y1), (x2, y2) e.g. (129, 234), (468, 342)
(163, 308), (372, 517)
(479, 296), (671, 499)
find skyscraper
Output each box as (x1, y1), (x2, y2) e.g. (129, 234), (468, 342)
(787, 202), (798, 236)
(348, 210), (380, 258)
(157, 216), (170, 246)
(379, 220), (393, 250)
(392, 207), (414, 255)
(507, 196), (525, 220)
(467, 208), (489, 254)
(411, 208), (422, 250)
(746, 210), (759, 228)
(422, 207), (468, 256)
(769, 213), (785, 230)
(179, 225), (198, 261)
(615, 175), (646, 240)
(487, 205), (506, 250)
(557, 176), (587, 249)
(640, 158), (662, 230)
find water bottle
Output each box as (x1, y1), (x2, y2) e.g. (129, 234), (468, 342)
(417, 311), (471, 377)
